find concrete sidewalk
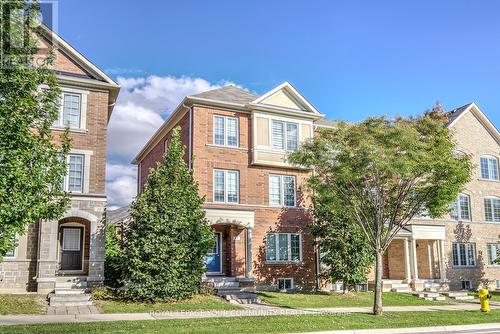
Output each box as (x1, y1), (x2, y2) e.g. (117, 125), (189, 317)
(0, 302), (496, 326)
(292, 323), (500, 334)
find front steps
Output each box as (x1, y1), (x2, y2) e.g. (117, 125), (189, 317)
(205, 276), (259, 304)
(412, 292), (446, 301)
(49, 276), (93, 307)
(442, 291), (475, 301)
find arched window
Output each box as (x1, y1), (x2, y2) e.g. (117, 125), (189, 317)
(484, 196), (500, 222)
(480, 156), (499, 181)
(450, 193), (471, 221)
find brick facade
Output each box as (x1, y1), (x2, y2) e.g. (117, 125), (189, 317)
(0, 30), (118, 293)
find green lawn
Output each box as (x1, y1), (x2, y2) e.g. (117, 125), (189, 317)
(468, 290), (500, 302)
(2, 310), (500, 334)
(257, 291), (449, 308)
(96, 295), (240, 313)
(0, 294), (45, 315)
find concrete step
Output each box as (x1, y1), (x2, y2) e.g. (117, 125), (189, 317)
(443, 292), (469, 298)
(391, 287), (412, 293)
(213, 281), (240, 288)
(388, 283), (409, 289)
(204, 276), (237, 283)
(49, 292), (92, 307)
(54, 288), (87, 295)
(224, 293), (260, 304)
(453, 295), (475, 300)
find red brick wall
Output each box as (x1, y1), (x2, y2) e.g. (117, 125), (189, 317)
(137, 105), (318, 289)
(139, 111), (191, 191)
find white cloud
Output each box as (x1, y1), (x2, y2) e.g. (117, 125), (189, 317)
(106, 75), (240, 208)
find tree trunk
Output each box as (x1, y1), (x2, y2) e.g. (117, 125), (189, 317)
(343, 278), (347, 294)
(373, 250), (383, 315)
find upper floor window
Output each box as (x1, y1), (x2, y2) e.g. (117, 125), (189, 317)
(269, 174), (296, 207)
(213, 169), (239, 204)
(53, 92), (84, 129)
(450, 194), (471, 221)
(65, 154), (84, 193)
(266, 233), (301, 262)
(487, 243), (500, 265)
(484, 197), (500, 222)
(480, 156), (499, 181)
(214, 115), (238, 147)
(271, 120), (298, 151)
(452, 242), (476, 267)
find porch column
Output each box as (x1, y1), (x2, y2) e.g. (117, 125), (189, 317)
(403, 238), (411, 282)
(410, 238), (419, 280)
(245, 227), (253, 279)
(438, 239), (447, 281)
(36, 219), (59, 293)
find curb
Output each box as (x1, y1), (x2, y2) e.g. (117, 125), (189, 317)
(291, 322), (500, 334)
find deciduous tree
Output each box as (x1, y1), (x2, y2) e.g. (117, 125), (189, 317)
(289, 114), (472, 315)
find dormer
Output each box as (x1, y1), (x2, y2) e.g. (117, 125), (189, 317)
(249, 82), (323, 168)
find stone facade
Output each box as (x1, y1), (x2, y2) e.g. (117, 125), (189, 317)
(0, 28), (118, 294)
(381, 104), (500, 291)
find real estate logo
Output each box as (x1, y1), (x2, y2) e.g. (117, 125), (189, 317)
(0, 0), (58, 69)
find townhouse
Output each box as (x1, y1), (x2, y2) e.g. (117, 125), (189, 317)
(381, 103), (500, 292)
(134, 83), (500, 292)
(0, 26), (119, 293)
(133, 83), (324, 290)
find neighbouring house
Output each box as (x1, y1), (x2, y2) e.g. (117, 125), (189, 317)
(134, 82), (500, 292)
(379, 103), (500, 292)
(0, 25), (120, 294)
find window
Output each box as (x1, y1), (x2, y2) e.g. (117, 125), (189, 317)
(4, 235), (16, 258)
(164, 138), (170, 153)
(480, 156), (499, 181)
(277, 278), (293, 291)
(487, 244), (500, 265)
(269, 175), (296, 207)
(271, 120), (299, 151)
(266, 233), (301, 262)
(67, 155), (84, 192)
(452, 243), (476, 267)
(54, 93), (82, 128)
(213, 169), (239, 203)
(450, 194), (471, 221)
(213, 115), (238, 147)
(497, 280), (500, 290)
(461, 280), (473, 290)
(484, 197), (500, 222)
(62, 229), (81, 251)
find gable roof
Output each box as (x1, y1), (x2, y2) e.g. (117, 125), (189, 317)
(314, 118), (339, 128)
(251, 82), (321, 115)
(190, 86), (258, 104)
(446, 102), (500, 144)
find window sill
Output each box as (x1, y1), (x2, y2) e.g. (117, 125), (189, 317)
(51, 126), (88, 134)
(452, 266), (477, 269)
(478, 178), (500, 183)
(206, 144), (247, 151)
(265, 261), (302, 265)
(212, 201), (240, 205)
(269, 205), (297, 209)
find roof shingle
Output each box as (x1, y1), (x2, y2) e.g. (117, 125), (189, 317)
(190, 86), (258, 105)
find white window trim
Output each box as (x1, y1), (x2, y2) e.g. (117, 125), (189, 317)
(453, 243), (476, 267)
(213, 169), (239, 204)
(269, 174), (296, 208)
(480, 155), (499, 181)
(52, 87), (89, 131)
(213, 115), (239, 148)
(277, 277), (294, 291)
(266, 233), (302, 263)
(270, 119), (299, 152)
(451, 194), (471, 221)
(484, 196), (500, 223)
(64, 149), (93, 194)
(487, 243), (500, 266)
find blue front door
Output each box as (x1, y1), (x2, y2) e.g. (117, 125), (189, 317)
(205, 232), (221, 273)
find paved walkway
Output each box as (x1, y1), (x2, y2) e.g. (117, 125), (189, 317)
(46, 305), (100, 315)
(0, 302), (497, 326)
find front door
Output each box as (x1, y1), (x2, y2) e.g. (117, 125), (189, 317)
(60, 227), (83, 271)
(205, 232), (221, 274)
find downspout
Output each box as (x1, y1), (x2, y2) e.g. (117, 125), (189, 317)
(184, 104), (193, 169)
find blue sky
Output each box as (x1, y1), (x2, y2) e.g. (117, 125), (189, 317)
(51, 0), (500, 208)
